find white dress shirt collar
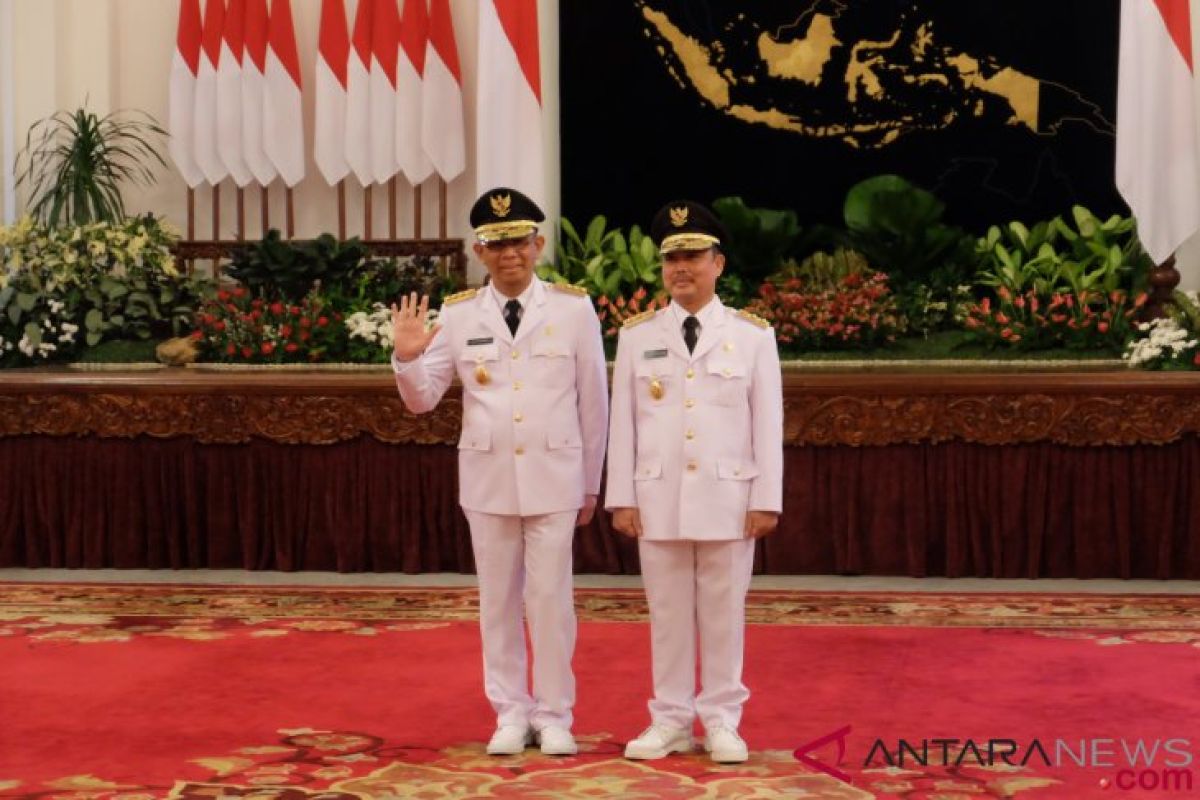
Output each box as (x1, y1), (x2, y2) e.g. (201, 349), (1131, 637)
(488, 278), (537, 313)
(669, 296), (721, 333)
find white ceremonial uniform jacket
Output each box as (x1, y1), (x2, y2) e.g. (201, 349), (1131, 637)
(393, 278), (609, 517)
(605, 299), (784, 540)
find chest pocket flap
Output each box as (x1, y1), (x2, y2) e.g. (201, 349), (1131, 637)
(460, 343), (499, 363)
(531, 337), (570, 359)
(706, 360), (747, 379)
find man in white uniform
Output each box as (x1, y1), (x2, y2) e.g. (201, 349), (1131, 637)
(606, 199), (783, 763)
(391, 188), (609, 756)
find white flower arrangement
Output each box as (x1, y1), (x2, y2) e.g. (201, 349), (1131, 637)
(1, 216), (200, 364)
(346, 303), (439, 353)
(1122, 317), (1199, 369)
(14, 298), (79, 362)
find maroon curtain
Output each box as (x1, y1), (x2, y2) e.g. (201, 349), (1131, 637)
(2, 435), (1199, 578)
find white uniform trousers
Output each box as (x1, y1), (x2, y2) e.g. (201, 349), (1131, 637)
(637, 537), (756, 732)
(465, 509), (577, 731)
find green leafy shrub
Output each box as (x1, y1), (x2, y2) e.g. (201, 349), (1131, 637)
(16, 107), (167, 227)
(0, 216), (210, 365)
(537, 215), (662, 300)
(842, 175), (976, 289)
(226, 231), (368, 300)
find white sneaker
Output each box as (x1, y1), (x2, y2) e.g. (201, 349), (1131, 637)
(536, 725), (578, 756)
(486, 725), (534, 755)
(624, 723), (694, 760)
(704, 725), (748, 763)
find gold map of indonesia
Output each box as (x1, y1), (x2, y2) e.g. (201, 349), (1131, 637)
(637, 1), (1112, 149)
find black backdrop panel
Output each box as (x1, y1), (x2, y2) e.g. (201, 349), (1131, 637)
(560, 0), (1122, 233)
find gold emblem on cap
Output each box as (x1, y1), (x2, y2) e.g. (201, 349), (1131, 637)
(669, 206), (689, 227)
(490, 193), (512, 218)
(649, 377), (664, 400)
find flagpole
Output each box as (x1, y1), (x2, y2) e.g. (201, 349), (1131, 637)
(438, 179), (446, 239)
(261, 182), (269, 236)
(364, 185), (373, 239)
(186, 187), (196, 276)
(389, 177), (397, 239)
(212, 183), (221, 277)
(236, 187), (245, 241)
(285, 187), (294, 238)
(1146, 254), (1183, 320)
(337, 180), (346, 240)
(413, 184), (423, 239)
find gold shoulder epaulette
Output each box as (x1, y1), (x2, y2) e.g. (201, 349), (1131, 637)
(622, 309), (656, 328)
(442, 288), (478, 306)
(736, 309), (770, 329)
(550, 282), (589, 297)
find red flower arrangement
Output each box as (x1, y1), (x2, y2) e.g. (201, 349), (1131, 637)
(744, 272), (901, 351)
(595, 286), (669, 340)
(962, 288), (1146, 351)
(193, 286), (345, 363)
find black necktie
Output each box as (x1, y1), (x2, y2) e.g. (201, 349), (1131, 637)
(504, 299), (522, 335)
(683, 315), (700, 354)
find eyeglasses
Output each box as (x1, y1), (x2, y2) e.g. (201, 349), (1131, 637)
(482, 235), (535, 253)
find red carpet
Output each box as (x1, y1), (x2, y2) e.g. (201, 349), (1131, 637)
(1, 584), (1199, 798)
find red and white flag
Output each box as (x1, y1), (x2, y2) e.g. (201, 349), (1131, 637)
(476, 0), (544, 204)
(396, 0), (433, 185)
(422, 0), (465, 182)
(168, 0), (204, 187)
(241, 0), (278, 185)
(263, 0), (305, 186)
(315, 0), (351, 185)
(1116, 0), (1200, 263)
(370, 0), (401, 184)
(345, 0), (375, 186)
(194, 0), (229, 185)
(217, 0), (253, 186)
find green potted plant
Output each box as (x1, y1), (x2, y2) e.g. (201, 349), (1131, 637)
(15, 106), (167, 228)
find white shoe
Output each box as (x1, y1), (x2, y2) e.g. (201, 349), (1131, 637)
(536, 725), (578, 756)
(704, 725), (748, 763)
(486, 725), (534, 755)
(623, 723), (694, 760)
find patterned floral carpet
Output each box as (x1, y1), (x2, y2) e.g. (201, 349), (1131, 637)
(2, 583), (1199, 799)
